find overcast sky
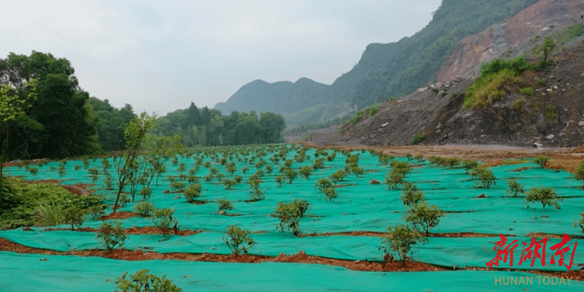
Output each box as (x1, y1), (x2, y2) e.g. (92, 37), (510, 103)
(1, 0), (440, 115)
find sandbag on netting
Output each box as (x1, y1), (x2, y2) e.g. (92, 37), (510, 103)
(1, 251), (581, 292)
(2, 228), (582, 271)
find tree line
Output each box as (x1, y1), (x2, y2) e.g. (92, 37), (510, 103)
(0, 51), (286, 162)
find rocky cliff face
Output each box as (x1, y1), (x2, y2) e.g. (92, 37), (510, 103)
(302, 41), (584, 148)
(437, 0), (584, 82)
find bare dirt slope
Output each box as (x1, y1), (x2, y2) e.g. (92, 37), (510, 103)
(299, 40), (584, 149)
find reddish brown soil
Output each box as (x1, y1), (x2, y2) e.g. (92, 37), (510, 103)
(369, 179), (381, 184)
(526, 233), (584, 240)
(510, 166), (532, 172)
(23, 179), (61, 184)
(188, 200), (207, 205)
(299, 231), (504, 238)
(0, 238), (441, 272)
(483, 160), (529, 168)
(99, 211), (142, 220)
(42, 226), (200, 236)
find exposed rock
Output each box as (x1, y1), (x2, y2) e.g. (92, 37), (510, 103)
(533, 142), (543, 147)
(545, 134), (555, 140)
(381, 122), (389, 128)
(579, 121), (584, 126)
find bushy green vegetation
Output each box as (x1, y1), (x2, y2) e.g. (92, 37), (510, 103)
(545, 105), (557, 119)
(412, 132), (424, 145)
(533, 156), (550, 168)
(223, 226), (256, 255)
(506, 179), (525, 197)
(519, 87), (533, 95)
(114, 269), (182, 292)
(0, 180), (104, 228)
(97, 221), (127, 252)
(511, 98), (526, 113)
(525, 187), (562, 209)
(379, 224), (426, 267)
(274, 199), (310, 236)
(405, 201), (443, 236)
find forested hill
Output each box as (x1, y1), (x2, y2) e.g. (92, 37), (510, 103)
(215, 0), (540, 127)
(215, 78), (330, 114)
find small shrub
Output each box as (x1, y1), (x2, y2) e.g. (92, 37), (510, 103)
(533, 156), (550, 168)
(511, 98), (526, 113)
(440, 92), (447, 98)
(299, 166), (313, 179)
(223, 178), (236, 190)
(401, 183), (424, 206)
(63, 206), (86, 230)
(525, 187), (562, 209)
(223, 226), (256, 255)
(132, 201), (156, 216)
(575, 163), (584, 186)
(577, 213), (584, 235)
(379, 224), (426, 268)
(545, 105), (557, 119)
(274, 199), (310, 236)
(471, 167), (496, 189)
(97, 221), (127, 252)
(285, 168), (298, 184)
(183, 184), (202, 202)
(170, 181), (186, 192)
(369, 106), (379, 116)
(450, 93), (456, 98)
(216, 198), (234, 213)
(461, 160), (479, 173)
(329, 170), (347, 184)
(114, 269), (182, 292)
(412, 132), (424, 145)
(138, 187), (152, 201)
(519, 87), (533, 95)
(506, 179), (525, 198)
(349, 110), (364, 124)
(275, 175), (284, 187)
(151, 208), (179, 237)
(404, 201), (443, 236)
(537, 78), (547, 86)
(28, 167), (39, 179)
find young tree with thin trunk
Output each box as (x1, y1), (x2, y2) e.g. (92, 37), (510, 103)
(113, 112), (155, 213)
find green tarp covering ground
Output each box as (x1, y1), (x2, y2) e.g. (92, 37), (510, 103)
(1, 251), (581, 292)
(2, 146), (583, 290)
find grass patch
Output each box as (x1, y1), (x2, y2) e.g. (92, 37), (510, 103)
(369, 106), (379, 116)
(511, 98), (525, 113)
(545, 104), (557, 119)
(348, 110), (364, 124)
(463, 69), (518, 109)
(519, 87), (533, 95)
(440, 92), (447, 98)
(537, 78), (547, 86)
(463, 57), (537, 109)
(412, 132), (424, 145)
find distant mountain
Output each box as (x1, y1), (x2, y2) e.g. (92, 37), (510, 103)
(215, 0), (541, 127)
(214, 78), (330, 114)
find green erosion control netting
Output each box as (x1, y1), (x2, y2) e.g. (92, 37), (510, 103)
(1, 251), (582, 292)
(2, 146), (583, 289)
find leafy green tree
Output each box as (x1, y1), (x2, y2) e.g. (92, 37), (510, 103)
(285, 168), (298, 184)
(532, 37), (556, 62)
(223, 226), (256, 255)
(533, 156), (550, 168)
(0, 79), (38, 189)
(525, 187), (562, 209)
(183, 183), (201, 202)
(299, 166), (312, 179)
(113, 113), (155, 213)
(114, 269), (182, 292)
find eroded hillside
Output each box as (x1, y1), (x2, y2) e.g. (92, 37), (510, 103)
(297, 40), (584, 148)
